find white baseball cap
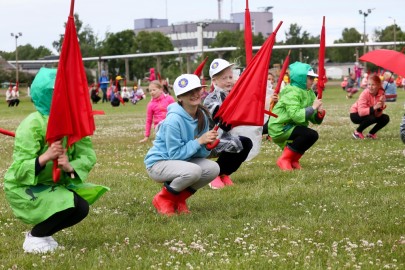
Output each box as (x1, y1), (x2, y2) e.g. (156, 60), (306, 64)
(307, 69), (318, 77)
(209, 58), (235, 78)
(173, 74), (207, 97)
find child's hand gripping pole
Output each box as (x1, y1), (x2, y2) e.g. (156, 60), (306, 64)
(206, 125), (220, 150)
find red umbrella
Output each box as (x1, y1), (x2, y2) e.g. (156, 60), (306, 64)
(359, 49), (405, 77)
(244, 0), (253, 65)
(46, 0), (95, 182)
(194, 56), (209, 77)
(317, 16), (326, 99)
(266, 50), (290, 113)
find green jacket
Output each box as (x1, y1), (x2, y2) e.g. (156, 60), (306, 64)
(4, 112), (107, 224)
(268, 62), (324, 149)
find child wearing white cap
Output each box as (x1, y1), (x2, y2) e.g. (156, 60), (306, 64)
(203, 59), (253, 189)
(144, 74), (220, 215)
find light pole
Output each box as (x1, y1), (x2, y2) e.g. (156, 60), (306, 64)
(358, 9), (373, 55)
(388, 17), (396, 50)
(10, 32), (22, 86)
(197, 22), (208, 78)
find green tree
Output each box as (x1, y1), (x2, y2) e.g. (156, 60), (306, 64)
(52, 13), (100, 57)
(0, 45), (52, 61)
(374, 24), (405, 48)
(330, 28), (362, 63)
(133, 31), (175, 80)
(282, 23), (318, 63)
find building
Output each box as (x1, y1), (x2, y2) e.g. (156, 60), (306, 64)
(231, 10), (273, 37)
(133, 9), (274, 53)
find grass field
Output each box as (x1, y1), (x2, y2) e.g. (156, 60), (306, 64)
(0, 85), (404, 269)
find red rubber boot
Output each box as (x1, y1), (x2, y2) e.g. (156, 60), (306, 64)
(291, 152), (303, 169)
(177, 189), (194, 214)
(152, 187), (177, 216)
(276, 147), (295, 171)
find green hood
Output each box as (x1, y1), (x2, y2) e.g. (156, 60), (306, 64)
(30, 67), (57, 115)
(289, 62), (312, 90)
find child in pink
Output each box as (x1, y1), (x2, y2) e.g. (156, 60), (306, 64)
(139, 80), (175, 143)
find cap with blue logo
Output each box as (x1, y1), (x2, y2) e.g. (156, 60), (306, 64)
(173, 74), (207, 97)
(209, 58), (234, 78)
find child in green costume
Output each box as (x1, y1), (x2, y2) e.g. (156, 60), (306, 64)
(268, 62), (325, 171)
(4, 67), (109, 253)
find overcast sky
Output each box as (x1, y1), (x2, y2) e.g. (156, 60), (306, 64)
(0, 0), (403, 54)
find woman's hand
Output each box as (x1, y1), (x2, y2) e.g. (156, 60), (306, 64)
(39, 140), (63, 166)
(374, 101), (383, 110)
(312, 99), (323, 110)
(198, 129), (219, 145)
(270, 93), (279, 103)
(139, 137), (149, 143)
(58, 149), (74, 173)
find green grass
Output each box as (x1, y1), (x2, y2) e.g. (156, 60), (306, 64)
(0, 85), (404, 269)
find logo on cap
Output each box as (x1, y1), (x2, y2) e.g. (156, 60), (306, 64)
(178, 78), (188, 88)
(211, 62), (219, 70)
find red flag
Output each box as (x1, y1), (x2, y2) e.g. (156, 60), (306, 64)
(46, 0), (95, 181)
(245, 0), (253, 65)
(265, 50), (290, 114)
(317, 16), (326, 99)
(194, 56), (208, 77)
(215, 21), (283, 127)
(273, 51), (291, 96)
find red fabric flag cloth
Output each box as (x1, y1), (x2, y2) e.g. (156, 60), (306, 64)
(317, 16), (326, 99)
(215, 21), (283, 127)
(244, 0), (253, 65)
(194, 56), (209, 77)
(46, 0), (95, 148)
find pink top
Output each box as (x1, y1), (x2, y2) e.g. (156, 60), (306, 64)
(144, 94), (175, 137)
(350, 88), (385, 117)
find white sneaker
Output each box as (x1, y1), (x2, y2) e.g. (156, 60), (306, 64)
(44, 236), (59, 249)
(23, 232), (57, 253)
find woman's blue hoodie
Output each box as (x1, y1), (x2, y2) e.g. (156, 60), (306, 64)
(144, 102), (211, 168)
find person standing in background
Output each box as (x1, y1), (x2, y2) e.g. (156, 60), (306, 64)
(99, 70), (109, 103)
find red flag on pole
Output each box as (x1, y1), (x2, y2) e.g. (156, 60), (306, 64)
(194, 56), (209, 77)
(244, 0), (253, 65)
(317, 16), (326, 99)
(46, 0), (95, 182)
(266, 50), (290, 114)
(215, 21), (283, 127)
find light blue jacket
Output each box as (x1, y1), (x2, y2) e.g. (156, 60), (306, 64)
(144, 103), (211, 168)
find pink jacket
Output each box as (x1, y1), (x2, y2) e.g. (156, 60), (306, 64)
(350, 88), (385, 117)
(144, 94), (175, 137)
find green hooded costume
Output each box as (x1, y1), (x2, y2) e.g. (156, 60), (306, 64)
(268, 62), (324, 149)
(4, 67), (108, 225)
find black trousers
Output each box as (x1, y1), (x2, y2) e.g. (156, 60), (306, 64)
(350, 113), (390, 134)
(31, 192), (89, 237)
(287, 126), (319, 154)
(216, 136), (253, 176)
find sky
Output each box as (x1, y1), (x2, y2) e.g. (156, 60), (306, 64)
(0, 0), (403, 54)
